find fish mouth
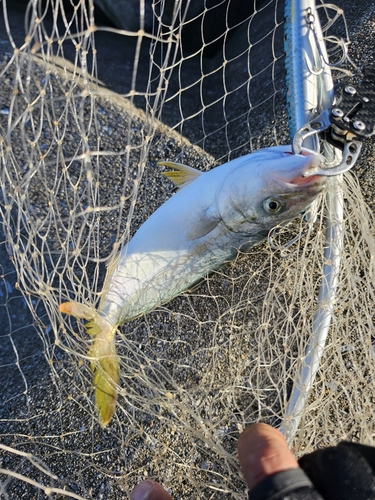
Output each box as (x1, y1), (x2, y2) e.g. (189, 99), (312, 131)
(275, 171), (325, 198)
(272, 147), (326, 192)
(289, 177), (325, 198)
(284, 151), (326, 189)
(277, 169), (325, 191)
(288, 173), (324, 187)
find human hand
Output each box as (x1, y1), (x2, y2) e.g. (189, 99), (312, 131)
(130, 423), (299, 500)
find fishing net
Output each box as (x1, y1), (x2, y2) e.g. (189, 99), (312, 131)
(1, 0), (375, 498)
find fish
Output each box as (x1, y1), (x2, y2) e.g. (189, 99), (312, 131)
(60, 145), (325, 426)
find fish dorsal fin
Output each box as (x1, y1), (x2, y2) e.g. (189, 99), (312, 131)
(158, 161), (202, 188)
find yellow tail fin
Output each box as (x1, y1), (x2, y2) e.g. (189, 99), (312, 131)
(60, 301), (119, 427)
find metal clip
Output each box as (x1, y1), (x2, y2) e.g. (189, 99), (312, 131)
(306, 139), (362, 177)
(292, 109), (363, 177)
(292, 110), (332, 154)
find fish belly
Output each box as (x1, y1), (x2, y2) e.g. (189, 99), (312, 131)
(98, 238), (240, 326)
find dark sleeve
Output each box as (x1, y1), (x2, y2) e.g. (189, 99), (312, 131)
(249, 468), (324, 499)
(248, 441), (375, 500)
(298, 441), (375, 500)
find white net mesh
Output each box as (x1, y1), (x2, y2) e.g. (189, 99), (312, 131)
(1, 0), (375, 498)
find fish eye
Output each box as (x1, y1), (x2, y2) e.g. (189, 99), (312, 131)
(263, 198), (284, 214)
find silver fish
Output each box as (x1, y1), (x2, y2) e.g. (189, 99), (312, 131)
(60, 145), (325, 426)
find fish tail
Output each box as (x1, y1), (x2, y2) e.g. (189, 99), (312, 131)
(89, 324), (119, 427)
(60, 301), (119, 427)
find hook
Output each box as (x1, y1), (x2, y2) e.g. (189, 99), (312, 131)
(304, 55), (324, 76)
(305, 7), (349, 74)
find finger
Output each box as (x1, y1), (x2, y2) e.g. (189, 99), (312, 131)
(237, 423), (299, 491)
(130, 479), (173, 500)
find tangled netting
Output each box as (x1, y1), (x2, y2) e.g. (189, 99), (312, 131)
(1, 0), (375, 498)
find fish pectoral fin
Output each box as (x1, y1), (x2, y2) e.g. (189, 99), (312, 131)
(187, 218), (221, 240)
(158, 161), (202, 188)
